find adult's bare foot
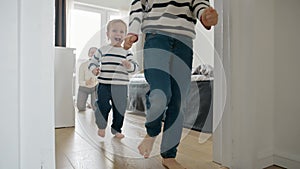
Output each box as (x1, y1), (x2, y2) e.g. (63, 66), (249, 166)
(138, 134), (156, 158)
(98, 129), (105, 137)
(162, 158), (187, 169)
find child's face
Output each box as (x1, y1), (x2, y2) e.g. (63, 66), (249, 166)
(107, 22), (126, 47)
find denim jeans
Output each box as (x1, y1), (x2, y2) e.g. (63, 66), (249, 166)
(143, 32), (193, 158)
(94, 84), (127, 134)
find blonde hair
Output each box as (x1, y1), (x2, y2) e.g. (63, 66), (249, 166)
(106, 19), (127, 34)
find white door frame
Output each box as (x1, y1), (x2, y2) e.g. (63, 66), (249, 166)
(213, 0), (232, 167)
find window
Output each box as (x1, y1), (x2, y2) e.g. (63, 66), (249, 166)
(70, 8), (101, 61)
(69, 3), (124, 61)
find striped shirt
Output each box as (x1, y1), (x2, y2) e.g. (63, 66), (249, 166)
(129, 0), (210, 39)
(88, 45), (139, 85)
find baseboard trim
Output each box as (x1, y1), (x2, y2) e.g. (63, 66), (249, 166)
(258, 151), (300, 169)
(273, 154), (300, 169)
(257, 150), (274, 169)
(258, 155), (274, 169)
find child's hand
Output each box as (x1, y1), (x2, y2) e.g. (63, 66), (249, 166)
(123, 35), (138, 50)
(201, 7), (218, 28)
(122, 60), (131, 69)
(92, 67), (100, 76)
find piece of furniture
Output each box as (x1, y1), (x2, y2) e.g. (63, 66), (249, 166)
(127, 74), (213, 132)
(184, 76), (213, 133)
(54, 47), (76, 128)
(127, 74), (149, 113)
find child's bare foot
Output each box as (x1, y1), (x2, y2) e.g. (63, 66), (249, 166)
(114, 133), (125, 138)
(98, 129), (105, 137)
(138, 134), (156, 158)
(162, 158), (187, 169)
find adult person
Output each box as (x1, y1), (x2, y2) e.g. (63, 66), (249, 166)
(124, 1), (218, 168)
(77, 47), (98, 111)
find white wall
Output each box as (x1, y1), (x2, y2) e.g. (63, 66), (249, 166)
(274, 0), (300, 168)
(225, 0), (300, 168)
(193, 22), (214, 67)
(0, 1), (55, 169)
(0, 1), (20, 168)
(229, 1), (275, 168)
(252, 1), (276, 167)
(20, 0), (55, 167)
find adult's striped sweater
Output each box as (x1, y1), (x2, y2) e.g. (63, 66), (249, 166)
(128, 0), (211, 39)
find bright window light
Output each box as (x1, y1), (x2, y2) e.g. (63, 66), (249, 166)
(70, 9), (101, 60)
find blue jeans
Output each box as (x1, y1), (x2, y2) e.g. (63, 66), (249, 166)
(94, 84), (127, 134)
(143, 32), (193, 158)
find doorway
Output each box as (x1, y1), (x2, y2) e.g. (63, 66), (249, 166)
(56, 0), (229, 168)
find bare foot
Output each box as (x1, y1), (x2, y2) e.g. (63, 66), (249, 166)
(138, 134), (156, 158)
(162, 158), (187, 169)
(114, 133), (125, 138)
(98, 129), (105, 137)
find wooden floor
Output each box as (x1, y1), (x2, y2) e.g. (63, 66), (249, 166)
(55, 109), (220, 169)
(55, 109), (287, 169)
